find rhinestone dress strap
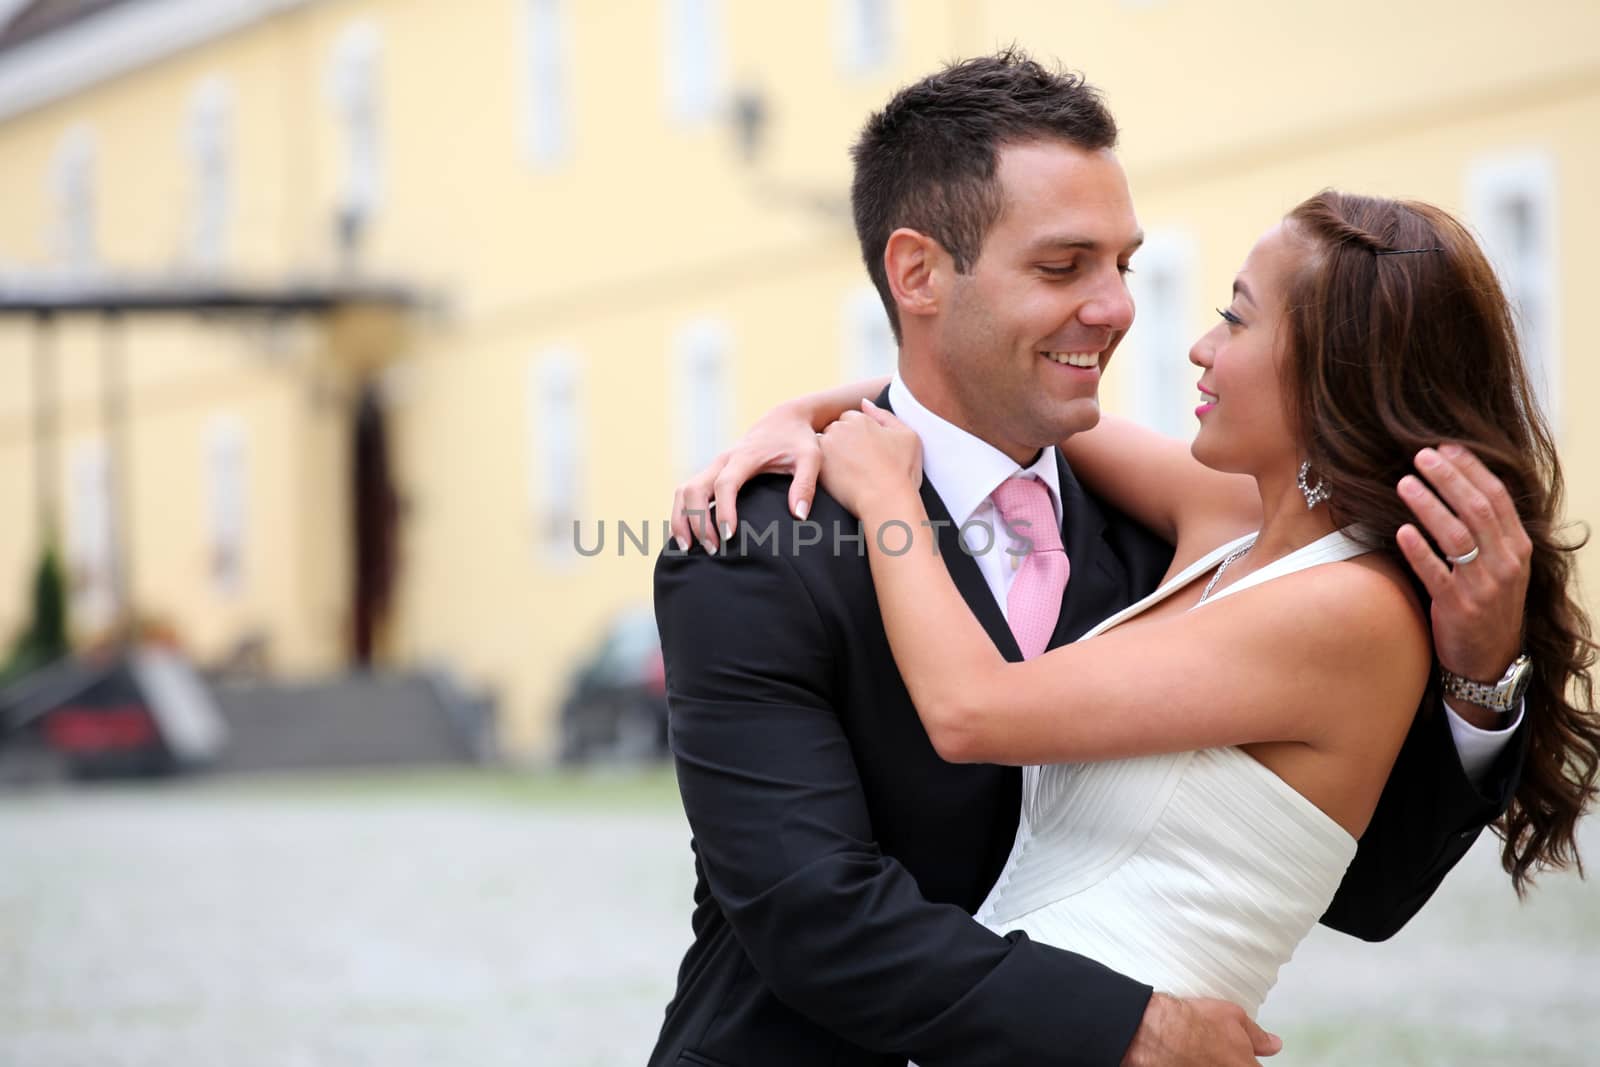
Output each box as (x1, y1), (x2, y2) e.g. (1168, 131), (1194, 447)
(1197, 540), (1256, 605)
(1077, 533), (1257, 642)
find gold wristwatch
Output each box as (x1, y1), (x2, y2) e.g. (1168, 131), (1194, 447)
(1439, 654), (1533, 713)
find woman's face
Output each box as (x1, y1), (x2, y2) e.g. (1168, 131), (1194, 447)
(1188, 221), (1306, 477)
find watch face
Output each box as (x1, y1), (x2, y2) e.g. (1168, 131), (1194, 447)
(1507, 656), (1534, 703)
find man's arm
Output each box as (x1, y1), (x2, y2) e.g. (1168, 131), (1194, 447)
(1322, 704), (1527, 939)
(655, 523), (1154, 1065)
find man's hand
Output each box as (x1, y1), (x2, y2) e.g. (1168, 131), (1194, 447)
(1122, 993), (1281, 1066)
(1396, 444), (1532, 724)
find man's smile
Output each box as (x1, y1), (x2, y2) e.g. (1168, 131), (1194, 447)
(1041, 350), (1101, 368)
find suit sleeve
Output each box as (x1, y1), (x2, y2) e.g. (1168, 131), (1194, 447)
(656, 538), (1152, 1066)
(1321, 701), (1530, 940)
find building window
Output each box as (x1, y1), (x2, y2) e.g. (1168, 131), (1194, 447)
(185, 76), (233, 270)
(835, 0), (893, 74)
(205, 414), (248, 596)
(50, 124), (96, 273)
(664, 0), (726, 124)
(529, 349), (583, 559)
(672, 318), (733, 478)
(523, 0), (572, 166)
(327, 21), (383, 256)
(841, 286), (896, 382)
(68, 439), (114, 634)
(1467, 152), (1559, 425)
(1126, 229), (1195, 438)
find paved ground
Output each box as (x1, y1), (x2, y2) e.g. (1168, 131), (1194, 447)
(1, 770), (1596, 1066)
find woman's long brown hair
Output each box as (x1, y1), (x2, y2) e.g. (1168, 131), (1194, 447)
(1283, 190), (1598, 894)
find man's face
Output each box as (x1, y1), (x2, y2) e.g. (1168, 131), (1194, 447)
(933, 141), (1141, 459)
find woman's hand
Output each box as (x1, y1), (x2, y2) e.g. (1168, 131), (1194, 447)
(817, 400), (923, 520)
(670, 401), (823, 553)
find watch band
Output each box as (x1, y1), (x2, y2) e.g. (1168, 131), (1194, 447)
(1439, 654), (1531, 714)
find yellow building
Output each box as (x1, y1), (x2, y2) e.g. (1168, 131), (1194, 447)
(0, 0), (1593, 757)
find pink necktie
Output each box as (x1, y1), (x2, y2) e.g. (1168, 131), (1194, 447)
(990, 476), (1070, 660)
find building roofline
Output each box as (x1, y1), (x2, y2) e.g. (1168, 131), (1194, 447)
(0, 274), (427, 316)
(0, 1), (134, 57)
(0, 0), (316, 124)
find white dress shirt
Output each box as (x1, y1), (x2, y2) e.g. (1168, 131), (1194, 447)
(1448, 703), (1522, 783)
(888, 376), (1062, 623)
(886, 373), (1517, 786)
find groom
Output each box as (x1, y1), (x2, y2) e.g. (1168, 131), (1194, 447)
(651, 52), (1529, 1066)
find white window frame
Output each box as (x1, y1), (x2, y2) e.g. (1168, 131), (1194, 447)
(327, 21), (384, 229)
(1126, 229), (1197, 438)
(841, 285), (897, 382)
(1466, 151), (1560, 428)
(833, 0), (893, 75)
(204, 414), (248, 596)
(522, 0), (572, 167)
(50, 123), (96, 273)
(185, 75), (234, 269)
(528, 348), (584, 562)
(663, 0), (726, 125)
(672, 318), (734, 480)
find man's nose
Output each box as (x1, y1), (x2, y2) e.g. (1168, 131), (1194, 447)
(1079, 272), (1136, 332)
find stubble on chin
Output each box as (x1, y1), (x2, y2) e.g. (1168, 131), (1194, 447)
(1036, 395), (1101, 447)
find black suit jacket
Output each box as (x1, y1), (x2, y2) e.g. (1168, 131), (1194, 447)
(650, 400), (1526, 1066)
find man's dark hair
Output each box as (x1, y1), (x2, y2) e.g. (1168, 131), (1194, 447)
(850, 47), (1118, 341)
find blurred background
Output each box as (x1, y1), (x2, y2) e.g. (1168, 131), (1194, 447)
(0, 1), (1595, 1064)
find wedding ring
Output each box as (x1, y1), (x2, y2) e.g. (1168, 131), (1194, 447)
(1447, 544), (1480, 566)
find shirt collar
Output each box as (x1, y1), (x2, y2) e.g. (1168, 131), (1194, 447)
(888, 372), (1064, 529)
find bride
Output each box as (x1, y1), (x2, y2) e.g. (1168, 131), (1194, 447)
(670, 190), (1599, 1016)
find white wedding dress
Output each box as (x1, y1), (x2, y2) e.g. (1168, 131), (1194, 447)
(973, 528), (1370, 1016)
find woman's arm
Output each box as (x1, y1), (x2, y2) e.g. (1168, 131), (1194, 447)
(1059, 415), (1258, 546)
(793, 376), (894, 430)
(670, 377), (889, 551)
(818, 406), (1431, 771)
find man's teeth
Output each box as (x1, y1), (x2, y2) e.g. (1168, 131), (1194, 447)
(1043, 351), (1099, 368)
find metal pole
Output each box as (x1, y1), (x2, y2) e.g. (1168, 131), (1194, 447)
(101, 310), (131, 638)
(32, 311), (58, 549)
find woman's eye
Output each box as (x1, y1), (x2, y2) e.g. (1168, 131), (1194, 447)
(1216, 307), (1244, 326)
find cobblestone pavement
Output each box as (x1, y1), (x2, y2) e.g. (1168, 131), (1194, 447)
(1, 776), (1596, 1066)
(1, 778), (693, 1067)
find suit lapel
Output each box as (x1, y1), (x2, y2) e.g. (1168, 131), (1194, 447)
(879, 386), (1024, 663)
(920, 479), (1025, 663)
(1049, 448), (1127, 647)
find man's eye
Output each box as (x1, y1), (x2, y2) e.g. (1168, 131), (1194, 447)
(1039, 265), (1077, 276)
(1118, 264), (1135, 276)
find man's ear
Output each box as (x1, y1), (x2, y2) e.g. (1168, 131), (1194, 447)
(884, 228), (949, 325)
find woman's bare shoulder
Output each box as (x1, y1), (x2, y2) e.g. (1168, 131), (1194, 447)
(1182, 550), (1432, 752)
(1285, 552), (1433, 699)
(1312, 551), (1427, 635)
